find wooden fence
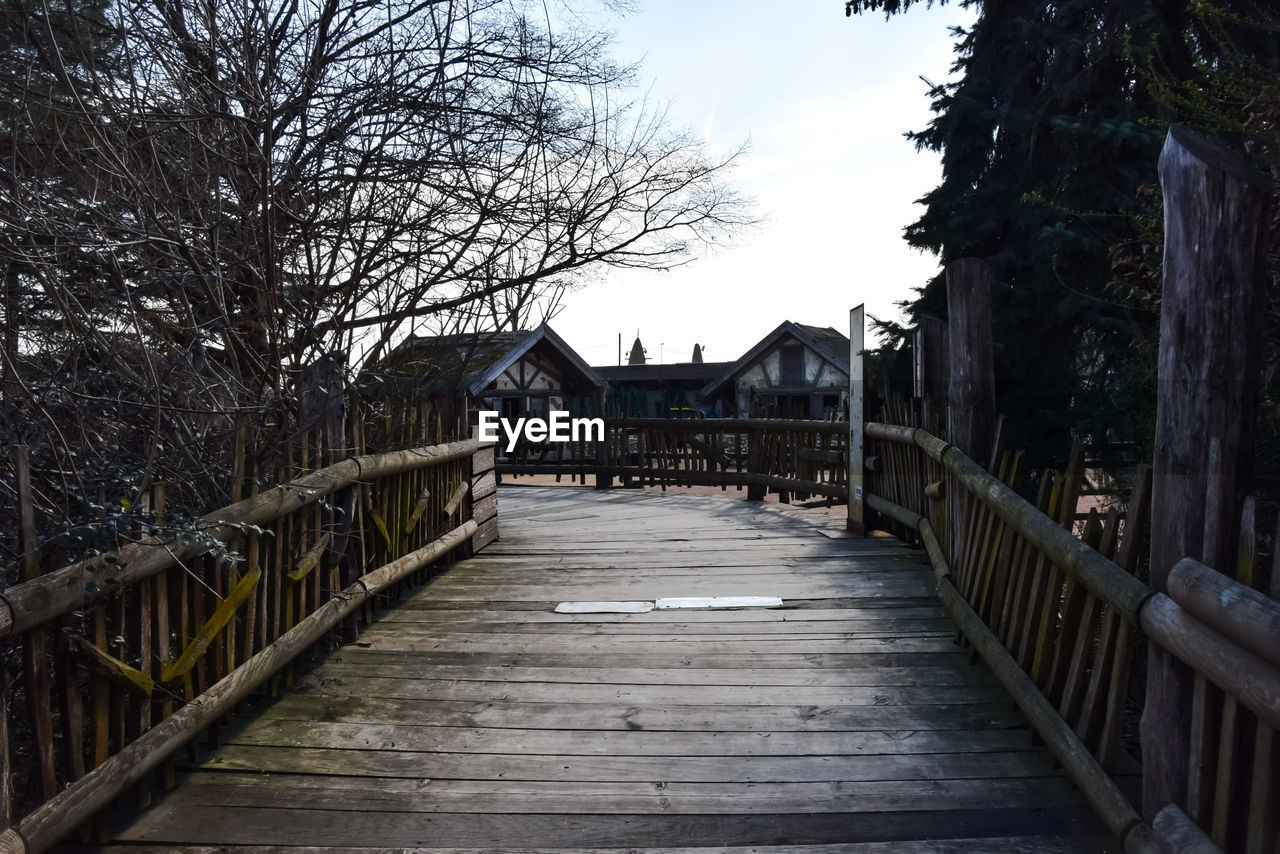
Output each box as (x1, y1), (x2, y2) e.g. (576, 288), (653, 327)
(0, 438), (497, 853)
(864, 420), (1280, 854)
(498, 417), (848, 502)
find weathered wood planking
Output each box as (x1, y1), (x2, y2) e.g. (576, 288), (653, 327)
(84, 837), (1104, 854)
(99, 487), (1104, 852)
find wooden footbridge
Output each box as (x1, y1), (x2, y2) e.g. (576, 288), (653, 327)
(1, 406), (1278, 854)
(3, 125), (1277, 853)
(92, 486), (1106, 852)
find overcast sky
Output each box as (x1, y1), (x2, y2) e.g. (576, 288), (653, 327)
(545, 0), (975, 367)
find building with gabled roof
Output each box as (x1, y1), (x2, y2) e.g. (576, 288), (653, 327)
(374, 324), (606, 423)
(595, 360), (733, 417)
(700, 321), (850, 418)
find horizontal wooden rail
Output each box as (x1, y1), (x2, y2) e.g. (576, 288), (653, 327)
(500, 463), (848, 500)
(0, 440), (478, 638)
(868, 421), (1280, 732)
(1, 436), (495, 842)
(501, 417), (848, 504)
(1167, 556), (1280, 669)
(935, 575), (1158, 853)
(1137, 594), (1280, 732)
(1152, 805), (1221, 853)
(864, 488), (1159, 853)
(0, 520), (477, 854)
(866, 423), (1151, 622)
(866, 415), (1280, 852)
(603, 417), (849, 433)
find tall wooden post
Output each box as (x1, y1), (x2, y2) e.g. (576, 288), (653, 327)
(1142, 125), (1271, 821)
(946, 258), (996, 463)
(848, 305), (865, 535)
(15, 445), (57, 801)
(913, 314), (949, 406)
(746, 429), (766, 501)
(593, 389), (612, 489)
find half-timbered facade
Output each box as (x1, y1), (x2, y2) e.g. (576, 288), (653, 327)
(379, 324), (605, 423)
(700, 321), (849, 418)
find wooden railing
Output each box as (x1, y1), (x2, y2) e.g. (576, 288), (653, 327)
(498, 417), (848, 502)
(865, 422), (1280, 854)
(0, 440), (497, 853)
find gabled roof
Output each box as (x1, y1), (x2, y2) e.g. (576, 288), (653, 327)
(700, 321), (850, 399)
(379, 324), (604, 397)
(594, 361), (732, 384)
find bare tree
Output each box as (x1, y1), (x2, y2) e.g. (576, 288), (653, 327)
(0, 0), (750, 563)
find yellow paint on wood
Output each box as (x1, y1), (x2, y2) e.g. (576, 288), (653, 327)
(161, 567), (261, 684)
(60, 634), (155, 697)
(286, 532), (332, 584)
(371, 511), (392, 550)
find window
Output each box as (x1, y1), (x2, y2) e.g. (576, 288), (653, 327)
(780, 345), (804, 383)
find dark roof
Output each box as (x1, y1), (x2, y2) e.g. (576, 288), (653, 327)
(794, 324), (852, 371)
(378, 324), (604, 396)
(594, 361), (732, 384)
(700, 321), (851, 399)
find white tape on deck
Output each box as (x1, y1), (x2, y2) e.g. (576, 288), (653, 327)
(654, 596), (784, 610)
(554, 601), (654, 614)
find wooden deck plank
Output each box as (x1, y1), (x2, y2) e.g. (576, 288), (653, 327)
(190, 753), (1063, 786)
(77, 839), (1105, 854)
(107, 805), (1103, 849)
(98, 487), (1105, 853)
(283, 676), (1006, 706)
(160, 774), (1078, 812)
(308, 658), (1003, 686)
(253, 695), (1031, 731)
(268, 649), (997, 669)
(223, 722), (1038, 756)
(400, 582), (937, 603)
(367, 613), (958, 630)
(352, 623), (963, 639)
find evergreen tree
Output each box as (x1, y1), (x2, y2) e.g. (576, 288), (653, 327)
(846, 0), (1172, 468)
(1119, 0), (1280, 487)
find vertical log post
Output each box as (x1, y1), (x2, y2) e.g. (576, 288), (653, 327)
(0, 663), (8, 828)
(946, 258), (996, 461)
(594, 390), (612, 489)
(914, 314), (950, 407)
(1142, 125), (1271, 821)
(15, 445), (58, 801)
(946, 259), (996, 563)
(745, 436), (765, 501)
(2, 263), (19, 401)
(848, 304), (865, 535)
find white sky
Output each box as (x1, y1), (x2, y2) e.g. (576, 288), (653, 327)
(545, 0), (975, 367)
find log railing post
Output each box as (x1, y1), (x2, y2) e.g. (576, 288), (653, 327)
(848, 304), (865, 535)
(1142, 124), (1271, 822)
(746, 428), (765, 501)
(914, 313), (949, 408)
(946, 258), (996, 463)
(946, 258), (996, 563)
(593, 390), (612, 490)
(14, 445), (57, 803)
(594, 438), (612, 490)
